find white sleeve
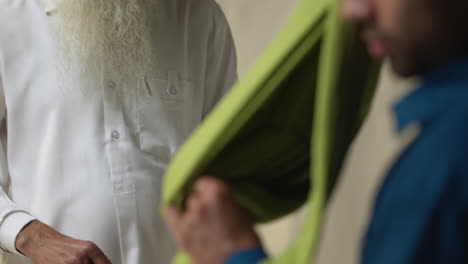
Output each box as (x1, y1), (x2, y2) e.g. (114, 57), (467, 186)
(0, 75), (36, 255)
(202, 1), (238, 116)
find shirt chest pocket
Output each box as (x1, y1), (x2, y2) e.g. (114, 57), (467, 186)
(137, 71), (203, 164)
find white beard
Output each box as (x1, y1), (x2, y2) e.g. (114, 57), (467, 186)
(55, 0), (156, 90)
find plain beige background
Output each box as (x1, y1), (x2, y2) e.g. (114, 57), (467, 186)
(216, 0), (301, 77)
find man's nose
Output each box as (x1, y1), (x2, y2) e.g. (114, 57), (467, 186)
(341, 0), (372, 24)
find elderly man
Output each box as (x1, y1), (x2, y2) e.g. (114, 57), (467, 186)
(0, 0), (236, 263)
(165, 0), (468, 263)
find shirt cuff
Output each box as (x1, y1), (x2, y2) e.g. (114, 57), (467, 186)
(0, 211), (36, 255)
(225, 247), (268, 264)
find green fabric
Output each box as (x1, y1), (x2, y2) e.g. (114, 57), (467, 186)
(161, 0), (380, 263)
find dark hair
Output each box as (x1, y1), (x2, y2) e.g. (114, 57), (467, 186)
(432, 0), (468, 55)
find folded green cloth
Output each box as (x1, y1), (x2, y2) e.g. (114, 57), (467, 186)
(161, 0), (380, 262)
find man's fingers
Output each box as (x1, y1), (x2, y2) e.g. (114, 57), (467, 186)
(194, 177), (226, 192)
(194, 177), (231, 203)
(165, 206), (190, 247)
(185, 195), (202, 212)
(90, 252), (112, 264)
(164, 206), (183, 232)
(85, 242), (112, 264)
(90, 253), (112, 264)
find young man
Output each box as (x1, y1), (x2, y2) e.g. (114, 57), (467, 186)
(0, 0), (237, 263)
(165, 0), (468, 263)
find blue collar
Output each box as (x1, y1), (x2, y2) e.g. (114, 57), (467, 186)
(394, 57), (468, 132)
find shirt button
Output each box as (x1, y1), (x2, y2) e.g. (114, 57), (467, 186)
(108, 81), (116, 89)
(167, 86), (178, 96)
(111, 130), (120, 141)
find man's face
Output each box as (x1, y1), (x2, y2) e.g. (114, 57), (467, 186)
(341, 0), (463, 77)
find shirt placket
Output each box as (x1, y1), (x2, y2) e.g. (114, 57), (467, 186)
(101, 74), (139, 264)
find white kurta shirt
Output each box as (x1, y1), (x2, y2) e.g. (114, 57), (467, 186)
(0, 0), (237, 263)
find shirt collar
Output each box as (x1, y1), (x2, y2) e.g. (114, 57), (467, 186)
(393, 57), (468, 132)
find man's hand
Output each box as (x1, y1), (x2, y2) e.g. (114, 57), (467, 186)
(16, 220), (111, 264)
(165, 177), (262, 264)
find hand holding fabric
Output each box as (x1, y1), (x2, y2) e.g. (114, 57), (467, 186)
(165, 177), (262, 264)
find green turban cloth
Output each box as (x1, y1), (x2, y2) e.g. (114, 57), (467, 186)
(162, 0), (380, 263)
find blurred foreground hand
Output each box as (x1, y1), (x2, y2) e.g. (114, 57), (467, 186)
(165, 177), (262, 264)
